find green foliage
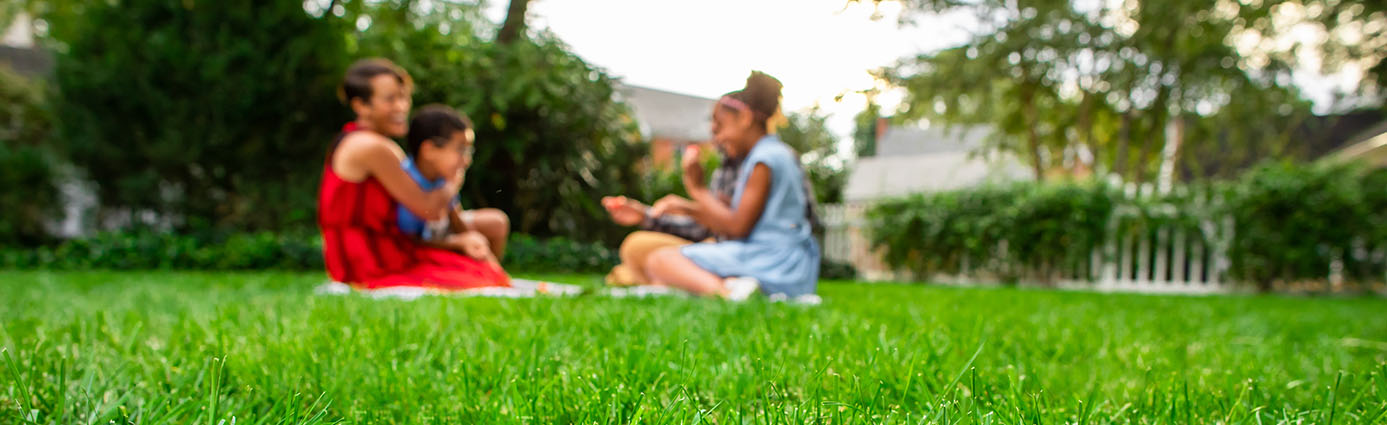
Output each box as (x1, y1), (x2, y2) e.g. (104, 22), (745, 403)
(818, 258), (858, 280)
(1004, 181), (1116, 280)
(0, 231), (615, 274)
(868, 181), (1116, 283)
(852, 98), (880, 158)
(35, 0), (654, 246)
(1224, 161), (1377, 288)
(0, 231), (324, 270)
(635, 150), (723, 202)
(2, 270), (1385, 422)
(0, 66), (59, 246)
(0, 66), (49, 146)
(50, 0), (348, 232)
(1362, 167), (1387, 245)
(0, 144), (59, 247)
(640, 166), (689, 200)
(868, 161), (1387, 288)
(505, 234), (618, 274)
(0, 2), (22, 28)
(779, 108), (848, 204)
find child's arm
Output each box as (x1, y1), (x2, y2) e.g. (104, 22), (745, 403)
(654, 162), (776, 238)
(446, 205), (467, 234)
(686, 163), (770, 239)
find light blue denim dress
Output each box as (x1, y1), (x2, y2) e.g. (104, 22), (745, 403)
(681, 135), (820, 297)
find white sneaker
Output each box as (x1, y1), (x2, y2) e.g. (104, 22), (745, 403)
(766, 292), (822, 306)
(723, 277), (759, 302)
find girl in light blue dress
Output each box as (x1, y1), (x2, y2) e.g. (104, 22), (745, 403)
(644, 71), (819, 299)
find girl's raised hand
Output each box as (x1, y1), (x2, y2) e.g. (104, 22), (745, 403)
(681, 145), (706, 190)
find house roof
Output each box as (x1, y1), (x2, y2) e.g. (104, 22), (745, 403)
(1182, 110), (1387, 179)
(616, 84), (715, 143)
(846, 125), (1030, 202)
(875, 125), (990, 156)
(1327, 120), (1387, 167)
(844, 150), (1032, 202)
(0, 45), (51, 77)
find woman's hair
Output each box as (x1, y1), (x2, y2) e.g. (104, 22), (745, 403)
(338, 58), (414, 105)
(407, 104), (474, 158)
(720, 71), (785, 132)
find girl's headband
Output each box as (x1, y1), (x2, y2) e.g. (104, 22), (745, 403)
(718, 96), (751, 113)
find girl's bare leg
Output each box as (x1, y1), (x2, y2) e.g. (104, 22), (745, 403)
(643, 246), (726, 296)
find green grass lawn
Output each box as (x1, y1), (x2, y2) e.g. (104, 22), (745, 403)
(1, 271), (1385, 424)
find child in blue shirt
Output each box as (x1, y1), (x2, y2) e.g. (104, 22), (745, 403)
(397, 105), (498, 266)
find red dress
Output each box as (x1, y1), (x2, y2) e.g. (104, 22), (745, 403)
(317, 123), (510, 290)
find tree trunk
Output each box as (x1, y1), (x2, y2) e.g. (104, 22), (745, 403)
(1021, 84), (1045, 180)
(1157, 114), (1185, 192)
(1114, 111), (1131, 179)
(1132, 120), (1155, 186)
(1078, 90), (1097, 174)
(496, 0), (531, 45)
(1133, 84), (1172, 185)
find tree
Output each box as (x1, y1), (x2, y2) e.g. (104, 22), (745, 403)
(779, 108), (849, 204)
(0, 66), (58, 246)
(0, 2), (22, 30)
(1308, 1), (1387, 108)
(50, 0), (349, 231)
(882, 0), (1088, 180)
(852, 92), (881, 158)
(868, 0), (1382, 184)
(495, 0), (530, 45)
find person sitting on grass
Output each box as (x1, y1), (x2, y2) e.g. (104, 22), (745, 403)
(395, 104), (505, 276)
(639, 71), (820, 300)
(601, 102), (820, 289)
(317, 58), (509, 290)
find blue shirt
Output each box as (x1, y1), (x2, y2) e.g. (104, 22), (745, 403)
(397, 157), (458, 240)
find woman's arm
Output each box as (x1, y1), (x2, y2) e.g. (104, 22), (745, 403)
(336, 134), (460, 221)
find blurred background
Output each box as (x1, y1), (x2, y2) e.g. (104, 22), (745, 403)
(1, 0), (1383, 293)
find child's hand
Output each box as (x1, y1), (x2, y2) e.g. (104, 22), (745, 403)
(681, 145), (705, 189)
(602, 196), (648, 226)
(649, 194), (693, 217)
(444, 167), (466, 193)
(450, 231), (496, 263)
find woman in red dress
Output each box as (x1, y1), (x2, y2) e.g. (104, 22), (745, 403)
(317, 58), (509, 290)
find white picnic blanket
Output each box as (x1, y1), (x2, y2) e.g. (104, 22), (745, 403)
(314, 279), (584, 301)
(315, 280), (822, 305)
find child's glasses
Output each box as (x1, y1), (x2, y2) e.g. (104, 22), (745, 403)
(433, 136), (474, 158)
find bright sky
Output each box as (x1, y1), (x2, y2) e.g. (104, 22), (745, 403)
(482, 0), (974, 141)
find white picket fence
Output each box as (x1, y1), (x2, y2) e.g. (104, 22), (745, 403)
(1063, 207), (1236, 294)
(819, 194), (1244, 294)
